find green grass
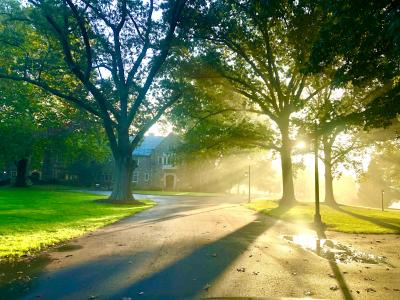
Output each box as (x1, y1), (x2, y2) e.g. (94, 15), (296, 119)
(245, 200), (400, 234)
(0, 186), (155, 260)
(132, 190), (224, 197)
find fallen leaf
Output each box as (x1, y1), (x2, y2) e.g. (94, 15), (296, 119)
(364, 277), (375, 281)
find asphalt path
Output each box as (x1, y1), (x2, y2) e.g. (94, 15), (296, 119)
(1, 193), (399, 300)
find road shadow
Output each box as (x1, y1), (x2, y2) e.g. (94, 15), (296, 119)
(315, 227), (354, 300)
(6, 210), (282, 300)
(3, 251), (154, 300)
(91, 205), (240, 238)
(334, 206), (400, 233)
(0, 255), (51, 300)
(107, 213), (281, 299)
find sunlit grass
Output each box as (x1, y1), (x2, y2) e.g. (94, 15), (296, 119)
(0, 186), (155, 260)
(245, 200), (400, 234)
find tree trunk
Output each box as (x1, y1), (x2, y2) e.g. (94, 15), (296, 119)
(14, 158), (29, 187)
(109, 155), (136, 202)
(323, 141), (338, 206)
(279, 122), (296, 207)
(108, 127), (140, 203)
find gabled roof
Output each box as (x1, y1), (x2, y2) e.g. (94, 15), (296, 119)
(132, 135), (164, 156)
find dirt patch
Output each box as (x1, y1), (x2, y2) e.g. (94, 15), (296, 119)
(94, 198), (145, 205)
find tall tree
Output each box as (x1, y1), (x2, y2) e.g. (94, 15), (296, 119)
(0, 0), (188, 202)
(358, 141), (400, 208)
(306, 0), (400, 128)
(178, 0), (323, 206)
(299, 81), (374, 206)
(0, 78), (109, 186)
(0, 79), (49, 187)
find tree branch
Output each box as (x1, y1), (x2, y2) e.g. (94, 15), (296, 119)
(130, 92), (182, 148)
(0, 73), (102, 118)
(127, 0), (186, 124)
(126, 0), (154, 88)
(65, 0), (93, 80)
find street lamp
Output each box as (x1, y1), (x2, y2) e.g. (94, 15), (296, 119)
(296, 132), (323, 228)
(244, 165), (251, 203)
(314, 134), (322, 227)
(296, 127), (324, 230)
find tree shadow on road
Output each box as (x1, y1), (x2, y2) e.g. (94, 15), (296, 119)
(107, 212), (283, 299)
(10, 209), (284, 300)
(316, 227), (354, 300)
(91, 205), (241, 238)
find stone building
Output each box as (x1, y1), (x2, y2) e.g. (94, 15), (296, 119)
(132, 133), (182, 190)
(0, 133), (183, 190)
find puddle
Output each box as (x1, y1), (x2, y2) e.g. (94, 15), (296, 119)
(54, 244), (83, 252)
(283, 234), (390, 265)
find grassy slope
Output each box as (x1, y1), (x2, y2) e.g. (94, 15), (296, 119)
(0, 186), (154, 259)
(245, 200), (400, 234)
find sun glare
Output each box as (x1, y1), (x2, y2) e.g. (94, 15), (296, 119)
(296, 141), (307, 149)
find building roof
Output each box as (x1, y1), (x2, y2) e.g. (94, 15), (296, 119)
(132, 135), (164, 156)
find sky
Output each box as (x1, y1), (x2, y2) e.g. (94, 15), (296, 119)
(146, 120), (173, 136)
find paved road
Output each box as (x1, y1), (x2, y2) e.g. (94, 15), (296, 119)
(1, 194), (399, 300)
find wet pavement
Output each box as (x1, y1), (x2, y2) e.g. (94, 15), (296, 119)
(0, 193), (399, 300)
(282, 234), (392, 266)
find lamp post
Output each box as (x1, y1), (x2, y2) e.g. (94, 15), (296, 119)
(244, 165), (251, 203)
(314, 133), (322, 227)
(381, 189), (385, 212)
(248, 164), (251, 203)
(296, 130), (323, 228)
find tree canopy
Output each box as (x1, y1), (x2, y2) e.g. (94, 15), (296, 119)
(0, 0), (188, 200)
(307, 0), (400, 128)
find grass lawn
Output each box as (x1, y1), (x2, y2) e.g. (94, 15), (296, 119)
(0, 186), (155, 260)
(245, 200), (400, 234)
(132, 190), (224, 197)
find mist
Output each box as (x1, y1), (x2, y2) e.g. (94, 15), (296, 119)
(181, 142), (400, 209)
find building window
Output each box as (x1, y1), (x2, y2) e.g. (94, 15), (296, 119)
(132, 172), (139, 183)
(65, 174), (78, 181)
(136, 158), (140, 167)
(144, 173), (150, 182)
(11, 171), (17, 178)
(158, 156), (162, 165)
